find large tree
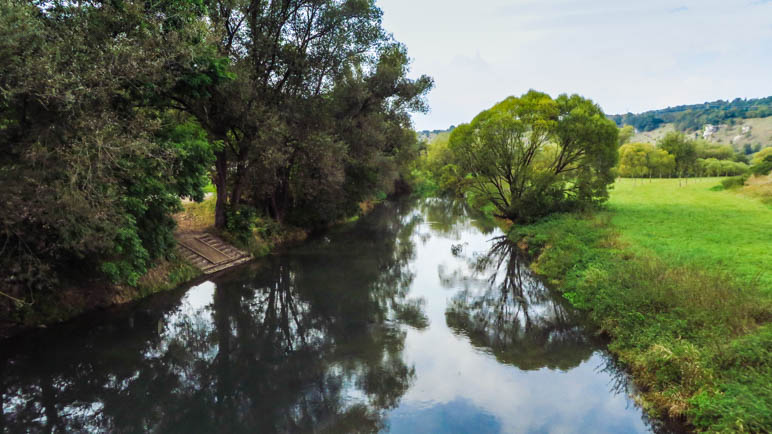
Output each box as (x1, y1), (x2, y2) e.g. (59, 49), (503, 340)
(172, 0), (432, 227)
(658, 131), (698, 177)
(448, 90), (618, 222)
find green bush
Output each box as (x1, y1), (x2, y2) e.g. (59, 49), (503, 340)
(225, 205), (258, 245)
(721, 175), (748, 190)
(751, 155), (772, 176)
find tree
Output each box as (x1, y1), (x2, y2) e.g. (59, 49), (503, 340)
(0, 1), (214, 307)
(618, 143), (652, 179)
(695, 141), (735, 160)
(658, 132), (697, 179)
(172, 0), (432, 228)
(448, 91), (618, 223)
(618, 143), (676, 181)
(751, 147), (772, 166)
(618, 125), (635, 146)
(751, 154), (772, 176)
(647, 148), (675, 178)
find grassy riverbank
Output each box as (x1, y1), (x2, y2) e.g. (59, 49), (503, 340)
(512, 177), (772, 432)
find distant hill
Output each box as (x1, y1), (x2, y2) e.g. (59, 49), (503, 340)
(418, 126), (455, 143)
(609, 96), (772, 133)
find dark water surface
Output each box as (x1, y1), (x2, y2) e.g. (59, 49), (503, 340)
(2, 199), (667, 433)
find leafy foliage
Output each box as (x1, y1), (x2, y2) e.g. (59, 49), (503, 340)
(618, 134), (750, 179)
(172, 0), (433, 229)
(1, 0), (431, 322)
(751, 154), (772, 176)
(447, 91), (618, 222)
(0, 1), (215, 311)
(658, 132), (698, 176)
(618, 142), (675, 178)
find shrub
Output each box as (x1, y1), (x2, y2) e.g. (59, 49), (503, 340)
(721, 175), (748, 190)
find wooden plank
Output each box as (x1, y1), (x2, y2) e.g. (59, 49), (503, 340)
(183, 237), (231, 264)
(176, 232), (252, 274)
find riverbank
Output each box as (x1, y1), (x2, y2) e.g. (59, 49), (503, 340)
(0, 196), (299, 339)
(511, 177), (772, 432)
(0, 193), (393, 339)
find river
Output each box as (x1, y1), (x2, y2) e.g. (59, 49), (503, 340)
(1, 198), (671, 433)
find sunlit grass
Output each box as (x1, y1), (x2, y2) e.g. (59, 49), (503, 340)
(513, 178), (772, 430)
(174, 194), (217, 232)
(609, 177), (772, 291)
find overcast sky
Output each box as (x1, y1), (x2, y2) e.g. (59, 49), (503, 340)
(378, 0), (772, 131)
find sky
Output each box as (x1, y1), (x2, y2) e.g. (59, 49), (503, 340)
(378, 0), (772, 131)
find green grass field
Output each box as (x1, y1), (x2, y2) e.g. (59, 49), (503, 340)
(513, 177), (772, 431)
(609, 178), (772, 291)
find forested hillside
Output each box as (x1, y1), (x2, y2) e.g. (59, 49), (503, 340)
(610, 96), (772, 132)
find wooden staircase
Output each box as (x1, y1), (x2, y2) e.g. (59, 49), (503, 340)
(177, 233), (252, 274)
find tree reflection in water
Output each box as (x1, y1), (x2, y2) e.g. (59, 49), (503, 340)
(445, 236), (601, 371)
(1, 200), (425, 433)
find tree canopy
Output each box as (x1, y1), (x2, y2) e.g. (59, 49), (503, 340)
(448, 90), (618, 222)
(171, 0), (433, 227)
(616, 134), (750, 179)
(0, 0), (216, 295)
(658, 132), (698, 176)
(618, 143), (675, 178)
(0, 0), (431, 318)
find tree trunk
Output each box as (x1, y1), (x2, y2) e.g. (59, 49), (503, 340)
(214, 151), (228, 229)
(230, 165), (244, 208)
(230, 148), (249, 206)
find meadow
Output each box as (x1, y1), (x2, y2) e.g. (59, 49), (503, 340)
(512, 176), (772, 432)
(609, 177), (772, 290)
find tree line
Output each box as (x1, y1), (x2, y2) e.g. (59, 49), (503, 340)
(0, 0), (431, 318)
(618, 131), (752, 179)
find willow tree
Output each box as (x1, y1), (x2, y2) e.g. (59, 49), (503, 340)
(448, 91), (618, 222)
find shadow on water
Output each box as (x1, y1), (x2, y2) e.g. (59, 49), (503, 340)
(0, 200), (424, 433)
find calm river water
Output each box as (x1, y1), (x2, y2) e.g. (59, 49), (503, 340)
(1, 199), (670, 433)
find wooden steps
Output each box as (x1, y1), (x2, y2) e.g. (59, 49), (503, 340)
(177, 233), (251, 274)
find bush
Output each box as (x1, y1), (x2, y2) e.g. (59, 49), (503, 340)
(224, 205), (258, 245)
(721, 175), (748, 190)
(751, 155), (772, 176)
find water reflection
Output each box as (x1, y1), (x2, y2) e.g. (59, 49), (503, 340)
(1, 199), (675, 434)
(418, 198), (498, 238)
(444, 236), (599, 371)
(1, 201), (424, 433)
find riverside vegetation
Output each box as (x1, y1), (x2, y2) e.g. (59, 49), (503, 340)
(412, 94), (772, 432)
(0, 0), (431, 331)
